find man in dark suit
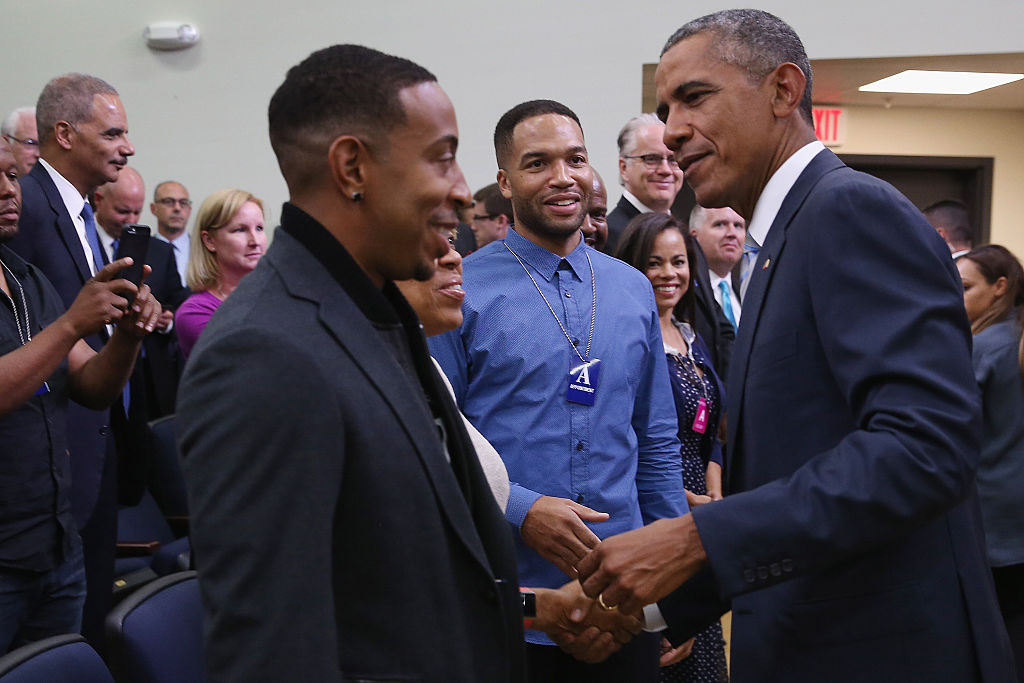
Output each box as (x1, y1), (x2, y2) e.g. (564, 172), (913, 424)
(604, 113), (684, 254)
(94, 167), (189, 419)
(579, 10), (1016, 681)
(689, 239), (735, 381)
(178, 45), (627, 682)
(6, 73), (142, 649)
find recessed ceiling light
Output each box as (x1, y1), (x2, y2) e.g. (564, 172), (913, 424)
(859, 70), (1023, 95)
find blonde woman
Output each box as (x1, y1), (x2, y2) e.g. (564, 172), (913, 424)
(175, 189), (266, 358)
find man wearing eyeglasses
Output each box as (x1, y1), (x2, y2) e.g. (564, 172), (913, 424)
(1, 107), (40, 176)
(150, 181), (192, 284)
(604, 113), (684, 254)
(470, 183), (514, 251)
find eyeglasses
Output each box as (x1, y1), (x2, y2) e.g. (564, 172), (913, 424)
(155, 197), (192, 208)
(621, 153), (676, 169)
(6, 135), (38, 148)
(473, 214), (498, 222)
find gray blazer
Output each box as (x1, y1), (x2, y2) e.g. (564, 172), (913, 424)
(178, 222), (524, 682)
(972, 315), (1024, 567)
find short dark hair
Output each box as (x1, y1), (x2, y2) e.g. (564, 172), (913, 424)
(36, 73), (118, 145)
(614, 212), (697, 326)
(493, 99), (582, 169)
(474, 183), (513, 220)
(663, 9), (813, 126)
(923, 199), (973, 246)
(268, 44), (436, 189)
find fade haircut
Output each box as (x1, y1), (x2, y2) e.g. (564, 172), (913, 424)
(662, 9), (813, 126)
(494, 99), (583, 170)
(1, 107), (35, 137)
(616, 113), (663, 157)
(36, 74), (118, 145)
(268, 44), (436, 191)
(474, 183), (513, 220)
(923, 199), (973, 246)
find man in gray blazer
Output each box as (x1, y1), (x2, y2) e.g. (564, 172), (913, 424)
(178, 45), (633, 682)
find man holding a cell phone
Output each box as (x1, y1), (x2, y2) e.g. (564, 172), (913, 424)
(6, 72), (156, 649)
(0, 136), (161, 652)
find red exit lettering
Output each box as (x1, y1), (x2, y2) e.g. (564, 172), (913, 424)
(813, 107), (843, 143)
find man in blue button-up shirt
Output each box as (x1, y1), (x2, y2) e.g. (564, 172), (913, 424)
(431, 99), (688, 682)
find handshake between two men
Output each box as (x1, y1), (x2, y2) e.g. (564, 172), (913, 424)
(523, 495), (705, 666)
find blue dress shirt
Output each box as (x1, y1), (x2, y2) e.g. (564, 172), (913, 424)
(430, 228), (688, 643)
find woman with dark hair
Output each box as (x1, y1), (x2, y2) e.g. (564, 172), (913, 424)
(616, 212), (728, 682)
(956, 244), (1024, 674)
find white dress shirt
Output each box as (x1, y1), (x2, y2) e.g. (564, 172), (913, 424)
(155, 230), (190, 285)
(741, 140), (825, 300)
(37, 158), (99, 275)
(709, 271), (742, 324)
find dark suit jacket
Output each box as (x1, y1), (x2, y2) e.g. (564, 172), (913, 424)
(137, 238), (189, 418)
(603, 195), (640, 255)
(8, 163), (112, 526)
(690, 240), (735, 382)
(660, 149), (1015, 681)
(178, 213), (525, 682)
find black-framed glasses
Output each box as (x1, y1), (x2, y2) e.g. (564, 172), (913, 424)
(621, 153), (675, 168)
(473, 213), (498, 222)
(155, 197), (192, 208)
(5, 135), (38, 148)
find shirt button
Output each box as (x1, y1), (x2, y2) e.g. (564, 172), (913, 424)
(572, 338), (580, 346)
(576, 442), (584, 451)
(576, 493), (585, 503)
(564, 291), (572, 298)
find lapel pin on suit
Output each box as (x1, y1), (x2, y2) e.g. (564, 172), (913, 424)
(762, 258), (771, 270)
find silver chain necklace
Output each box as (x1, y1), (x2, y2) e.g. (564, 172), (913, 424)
(504, 242), (596, 364)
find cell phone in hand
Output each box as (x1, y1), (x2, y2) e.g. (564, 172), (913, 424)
(114, 224), (151, 303)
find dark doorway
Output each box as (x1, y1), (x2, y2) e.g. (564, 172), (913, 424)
(838, 154), (993, 245)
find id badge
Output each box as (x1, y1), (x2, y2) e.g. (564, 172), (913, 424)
(566, 359), (601, 406)
(691, 397), (709, 434)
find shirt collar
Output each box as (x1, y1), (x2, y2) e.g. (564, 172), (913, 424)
(664, 318), (696, 356)
(621, 189), (660, 215)
(746, 140), (825, 247)
(279, 202), (410, 326)
(503, 225), (589, 282)
(37, 158), (86, 219)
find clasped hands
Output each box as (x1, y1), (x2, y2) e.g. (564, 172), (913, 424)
(522, 496), (708, 664)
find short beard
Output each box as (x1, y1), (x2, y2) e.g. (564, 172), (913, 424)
(511, 196), (584, 243)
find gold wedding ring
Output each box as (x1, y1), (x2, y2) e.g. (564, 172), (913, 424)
(597, 593), (618, 611)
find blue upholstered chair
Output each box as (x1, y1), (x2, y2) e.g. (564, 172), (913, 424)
(0, 634), (114, 682)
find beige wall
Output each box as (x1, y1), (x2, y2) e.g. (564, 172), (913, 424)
(4, 1), (1024, 240)
(834, 106), (1024, 257)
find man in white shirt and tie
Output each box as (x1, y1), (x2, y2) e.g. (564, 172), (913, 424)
(150, 180), (192, 284)
(689, 204), (744, 329)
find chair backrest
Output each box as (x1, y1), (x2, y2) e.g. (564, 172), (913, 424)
(0, 634), (115, 682)
(105, 571), (205, 683)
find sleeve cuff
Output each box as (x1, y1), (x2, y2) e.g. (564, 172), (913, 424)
(505, 484), (543, 530)
(642, 603), (667, 632)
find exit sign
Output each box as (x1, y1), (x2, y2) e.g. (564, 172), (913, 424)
(812, 107), (846, 147)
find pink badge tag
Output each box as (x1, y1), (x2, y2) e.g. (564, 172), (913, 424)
(691, 397), (709, 434)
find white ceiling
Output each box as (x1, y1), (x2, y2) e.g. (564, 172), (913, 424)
(810, 52), (1024, 109)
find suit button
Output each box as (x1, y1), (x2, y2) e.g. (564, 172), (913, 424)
(757, 566), (769, 580)
(781, 559), (794, 573)
(98, 426), (111, 436)
(743, 569), (756, 584)
(769, 563), (781, 577)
